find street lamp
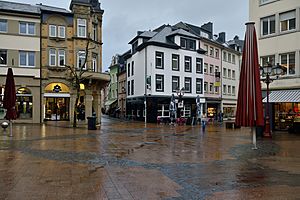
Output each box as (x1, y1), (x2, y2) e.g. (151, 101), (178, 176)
(176, 87), (185, 119)
(260, 62), (283, 138)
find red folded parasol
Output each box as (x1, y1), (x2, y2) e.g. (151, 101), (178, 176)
(3, 68), (17, 136)
(235, 22), (264, 149)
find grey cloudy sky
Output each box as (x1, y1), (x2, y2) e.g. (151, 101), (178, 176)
(10, 0), (248, 71)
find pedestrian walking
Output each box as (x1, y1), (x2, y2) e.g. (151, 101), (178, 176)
(201, 112), (207, 131)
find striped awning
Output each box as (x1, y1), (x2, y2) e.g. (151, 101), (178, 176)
(263, 90), (300, 103)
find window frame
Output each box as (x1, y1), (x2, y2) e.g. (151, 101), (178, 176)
(49, 49), (56, 66)
(280, 52), (296, 76)
(155, 74), (164, 92)
(184, 56), (192, 72)
(0, 49), (7, 66)
(280, 10), (296, 32)
(49, 25), (57, 37)
(19, 51), (35, 67)
(19, 22), (35, 35)
(155, 51), (164, 69)
(172, 76), (180, 92)
(172, 54), (180, 71)
(77, 18), (87, 38)
(196, 58), (203, 74)
(261, 15), (275, 36)
(77, 51), (86, 70)
(0, 19), (7, 32)
(184, 77), (192, 93)
(58, 26), (65, 38)
(196, 78), (203, 94)
(58, 49), (65, 67)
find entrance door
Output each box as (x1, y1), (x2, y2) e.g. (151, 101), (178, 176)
(45, 97), (70, 121)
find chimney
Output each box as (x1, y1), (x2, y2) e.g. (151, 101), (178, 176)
(218, 32), (226, 43)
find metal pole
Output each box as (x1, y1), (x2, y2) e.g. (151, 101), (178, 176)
(144, 48), (147, 125)
(264, 73), (272, 138)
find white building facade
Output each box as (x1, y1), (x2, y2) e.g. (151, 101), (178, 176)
(126, 26), (205, 123)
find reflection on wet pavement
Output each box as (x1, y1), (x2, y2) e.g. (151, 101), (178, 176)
(0, 117), (299, 199)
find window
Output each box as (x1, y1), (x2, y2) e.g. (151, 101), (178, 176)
(58, 50), (65, 66)
(0, 50), (7, 65)
(261, 55), (275, 67)
(228, 69), (231, 79)
(196, 58), (203, 73)
(204, 44), (208, 55)
(196, 78), (203, 94)
(77, 51), (86, 69)
(19, 51), (35, 67)
(228, 85), (231, 95)
(127, 63), (130, 77)
(209, 47), (214, 56)
(228, 53), (232, 63)
(127, 81), (130, 95)
(77, 19), (86, 38)
(155, 51), (164, 69)
(58, 26), (65, 38)
(223, 52), (227, 61)
(232, 86), (236, 96)
(49, 25), (56, 37)
(232, 55), (236, 64)
(215, 49), (219, 58)
(0, 19), (7, 32)
(280, 52), (295, 75)
(209, 65), (214, 74)
(172, 54), (179, 71)
(184, 56), (192, 72)
(215, 66), (219, 73)
(156, 74), (164, 92)
(131, 61), (134, 76)
(92, 56), (97, 72)
(157, 104), (170, 117)
(49, 49), (56, 66)
(184, 77), (192, 93)
(131, 80), (134, 95)
(172, 76), (180, 92)
(204, 82), (208, 93)
(92, 24), (97, 41)
(261, 15), (275, 36)
(204, 63), (208, 73)
(215, 85), (219, 93)
(209, 83), (213, 93)
(223, 84), (226, 94)
(280, 10), (296, 32)
(19, 22), (35, 35)
(180, 38), (196, 50)
(223, 68), (227, 78)
(232, 70), (236, 79)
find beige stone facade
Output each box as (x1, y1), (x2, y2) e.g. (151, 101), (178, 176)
(0, 8), (41, 123)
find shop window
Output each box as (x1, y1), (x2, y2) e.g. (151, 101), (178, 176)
(16, 87), (32, 119)
(0, 87), (5, 119)
(157, 104), (170, 117)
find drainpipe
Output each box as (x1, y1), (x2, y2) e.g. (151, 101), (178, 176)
(144, 47), (147, 124)
(39, 13), (42, 124)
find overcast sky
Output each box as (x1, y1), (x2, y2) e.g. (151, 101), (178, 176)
(10, 0), (248, 71)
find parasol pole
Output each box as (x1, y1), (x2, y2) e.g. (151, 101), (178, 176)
(251, 127), (257, 149)
(9, 120), (13, 137)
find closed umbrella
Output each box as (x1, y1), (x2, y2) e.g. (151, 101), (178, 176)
(235, 22), (264, 149)
(3, 68), (17, 137)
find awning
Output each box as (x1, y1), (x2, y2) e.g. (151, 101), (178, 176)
(105, 99), (117, 106)
(263, 90), (300, 103)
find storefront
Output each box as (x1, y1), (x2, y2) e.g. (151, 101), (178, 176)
(43, 83), (70, 121)
(263, 90), (300, 130)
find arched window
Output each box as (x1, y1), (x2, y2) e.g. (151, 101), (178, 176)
(16, 87), (32, 119)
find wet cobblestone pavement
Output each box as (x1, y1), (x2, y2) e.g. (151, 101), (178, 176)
(0, 117), (299, 200)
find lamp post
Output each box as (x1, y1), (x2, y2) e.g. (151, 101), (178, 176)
(176, 87), (185, 119)
(260, 63), (283, 138)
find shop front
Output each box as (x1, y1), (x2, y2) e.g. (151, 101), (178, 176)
(43, 83), (70, 121)
(263, 90), (300, 131)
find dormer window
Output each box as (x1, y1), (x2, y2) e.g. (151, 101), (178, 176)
(180, 38), (196, 50)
